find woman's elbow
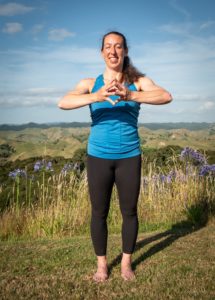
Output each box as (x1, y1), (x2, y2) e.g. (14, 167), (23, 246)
(163, 92), (173, 104)
(58, 102), (63, 110)
(58, 99), (67, 110)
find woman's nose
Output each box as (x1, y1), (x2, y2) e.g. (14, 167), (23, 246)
(110, 46), (116, 54)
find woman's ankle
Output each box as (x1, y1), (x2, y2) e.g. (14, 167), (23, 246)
(121, 253), (132, 265)
(97, 255), (107, 268)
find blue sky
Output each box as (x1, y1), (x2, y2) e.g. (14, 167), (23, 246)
(0, 0), (215, 124)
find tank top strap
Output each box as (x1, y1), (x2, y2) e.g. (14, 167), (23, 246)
(91, 74), (104, 93)
(92, 74), (138, 93)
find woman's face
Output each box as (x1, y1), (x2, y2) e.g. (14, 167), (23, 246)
(101, 34), (128, 71)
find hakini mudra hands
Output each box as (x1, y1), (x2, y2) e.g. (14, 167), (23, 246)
(95, 79), (131, 106)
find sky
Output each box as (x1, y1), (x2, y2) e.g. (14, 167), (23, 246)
(0, 0), (215, 124)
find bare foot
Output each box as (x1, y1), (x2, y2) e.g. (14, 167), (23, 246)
(121, 265), (135, 281)
(121, 253), (135, 281)
(93, 265), (108, 282)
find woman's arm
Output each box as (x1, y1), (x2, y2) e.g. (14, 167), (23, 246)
(114, 76), (172, 105)
(58, 78), (117, 110)
(58, 78), (96, 110)
(130, 76), (172, 105)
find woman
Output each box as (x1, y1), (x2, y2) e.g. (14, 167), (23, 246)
(58, 31), (172, 282)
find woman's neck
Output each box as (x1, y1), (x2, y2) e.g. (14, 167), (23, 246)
(103, 69), (123, 83)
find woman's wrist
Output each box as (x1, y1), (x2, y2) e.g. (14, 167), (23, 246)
(125, 89), (131, 100)
(91, 92), (99, 103)
(128, 91), (141, 102)
(127, 90), (136, 101)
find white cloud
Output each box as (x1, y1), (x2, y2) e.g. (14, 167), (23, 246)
(173, 94), (215, 103)
(0, 88), (64, 108)
(2, 22), (23, 34)
(31, 24), (44, 35)
(131, 32), (215, 96)
(158, 22), (194, 38)
(48, 29), (76, 41)
(169, 0), (190, 21)
(44, 46), (101, 63)
(0, 2), (34, 16)
(198, 101), (215, 111)
(0, 46), (102, 64)
(200, 21), (215, 30)
(158, 20), (215, 39)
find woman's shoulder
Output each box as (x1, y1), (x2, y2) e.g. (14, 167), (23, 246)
(77, 78), (96, 93)
(134, 76), (154, 91)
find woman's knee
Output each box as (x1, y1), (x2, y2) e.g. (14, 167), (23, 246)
(120, 206), (138, 218)
(91, 207), (109, 219)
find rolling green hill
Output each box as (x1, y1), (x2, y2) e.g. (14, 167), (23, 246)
(0, 122), (214, 131)
(0, 124), (214, 161)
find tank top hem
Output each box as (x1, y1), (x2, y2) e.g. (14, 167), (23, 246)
(87, 148), (141, 160)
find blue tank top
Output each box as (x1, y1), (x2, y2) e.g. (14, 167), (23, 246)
(87, 74), (141, 159)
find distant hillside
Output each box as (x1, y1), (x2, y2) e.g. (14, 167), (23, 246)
(0, 122), (91, 131)
(0, 122), (214, 131)
(0, 125), (215, 161)
(139, 122), (215, 131)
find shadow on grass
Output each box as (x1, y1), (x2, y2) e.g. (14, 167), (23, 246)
(108, 201), (209, 273)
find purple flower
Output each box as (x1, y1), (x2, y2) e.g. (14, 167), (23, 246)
(46, 161), (53, 171)
(34, 161), (42, 172)
(61, 162), (81, 175)
(166, 174), (172, 184)
(9, 169), (27, 179)
(34, 160), (53, 172)
(168, 170), (176, 178)
(160, 174), (167, 183)
(199, 164), (215, 176)
(159, 173), (173, 184)
(61, 163), (74, 174)
(180, 147), (207, 166)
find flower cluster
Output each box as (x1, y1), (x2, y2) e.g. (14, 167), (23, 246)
(180, 147), (207, 166)
(34, 160), (53, 172)
(61, 163), (74, 175)
(160, 174), (173, 184)
(142, 162), (212, 188)
(9, 169), (27, 179)
(61, 162), (81, 175)
(199, 164), (215, 176)
(144, 170), (177, 186)
(180, 147), (215, 177)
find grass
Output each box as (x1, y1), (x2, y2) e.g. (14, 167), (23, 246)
(0, 219), (214, 300)
(0, 146), (214, 298)
(1, 156), (214, 240)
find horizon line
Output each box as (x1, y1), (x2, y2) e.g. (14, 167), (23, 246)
(0, 121), (214, 126)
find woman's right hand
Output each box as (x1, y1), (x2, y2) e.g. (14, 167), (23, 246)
(94, 79), (118, 106)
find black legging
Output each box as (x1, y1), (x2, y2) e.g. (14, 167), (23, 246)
(87, 154), (141, 256)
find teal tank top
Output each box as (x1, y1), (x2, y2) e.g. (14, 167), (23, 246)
(87, 74), (141, 159)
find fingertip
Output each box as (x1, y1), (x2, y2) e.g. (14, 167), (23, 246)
(106, 98), (115, 106)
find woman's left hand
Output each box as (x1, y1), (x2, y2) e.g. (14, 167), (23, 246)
(111, 81), (131, 102)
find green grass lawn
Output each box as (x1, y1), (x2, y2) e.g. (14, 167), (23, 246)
(0, 220), (214, 300)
